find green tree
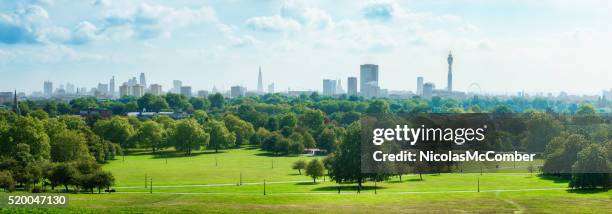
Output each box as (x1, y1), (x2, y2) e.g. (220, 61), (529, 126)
(93, 117), (134, 149)
(132, 120), (166, 152)
(7, 116), (51, 160)
(305, 159), (324, 183)
(292, 160), (307, 175)
(208, 93), (225, 109)
(223, 114), (255, 147)
(300, 109), (324, 131)
(168, 119), (209, 156)
(206, 120), (236, 153)
(50, 130), (90, 162)
(570, 144), (611, 189)
(50, 163), (78, 192)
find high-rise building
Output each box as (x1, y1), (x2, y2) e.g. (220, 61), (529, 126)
(230, 86), (246, 98)
(180, 86), (192, 97)
(336, 79), (345, 94)
(66, 83), (75, 94)
(119, 84), (130, 97)
(173, 80), (182, 94)
(323, 79), (337, 96)
(447, 51), (453, 92)
(197, 90), (209, 98)
(417, 76), (424, 95)
(268, 83), (275, 94)
(128, 77), (138, 86)
(109, 76), (115, 97)
(150, 84), (163, 96)
(131, 84), (145, 97)
(423, 82), (435, 99)
(257, 66), (263, 93)
(139, 73), (147, 88)
(44, 81), (53, 97)
(360, 64), (379, 97)
(347, 77), (358, 96)
(97, 83), (109, 95)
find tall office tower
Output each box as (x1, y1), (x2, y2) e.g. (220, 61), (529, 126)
(44, 81), (53, 97)
(173, 80), (182, 93)
(180, 86), (192, 97)
(109, 76), (115, 97)
(322, 79), (337, 96)
(268, 83), (275, 94)
(423, 82), (435, 99)
(139, 73), (147, 88)
(447, 51), (453, 92)
(336, 79), (345, 94)
(360, 64), (379, 97)
(230, 86), (246, 98)
(149, 84), (163, 96)
(119, 84), (130, 97)
(257, 66), (263, 93)
(66, 83), (75, 94)
(417, 76), (424, 95)
(131, 84), (145, 97)
(128, 77), (138, 86)
(197, 90), (209, 98)
(347, 77), (358, 96)
(97, 83), (109, 95)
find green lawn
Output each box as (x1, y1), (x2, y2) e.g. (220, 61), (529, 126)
(1, 148), (610, 213)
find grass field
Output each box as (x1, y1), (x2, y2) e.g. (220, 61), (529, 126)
(1, 148), (610, 213)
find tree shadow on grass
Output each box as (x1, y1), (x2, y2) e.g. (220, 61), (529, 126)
(537, 174), (571, 183)
(311, 185), (388, 192)
(149, 150), (227, 159)
(387, 178), (424, 183)
(566, 188), (609, 194)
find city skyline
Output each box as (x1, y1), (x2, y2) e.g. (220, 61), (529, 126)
(0, 1), (611, 95)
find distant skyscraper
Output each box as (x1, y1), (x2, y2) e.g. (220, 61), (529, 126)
(97, 83), (109, 95)
(128, 77), (138, 86)
(336, 79), (345, 94)
(423, 82), (435, 99)
(268, 83), (275, 94)
(417, 76), (424, 95)
(257, 66), (263, 93)
(66, 83), (75, 94)
(150, 84), (163, 96)
(119, 84), (130, 97)
(139, 73), (147, 88)
(131, 85), (145, 97)
(360, 64), (379, 97)
(347, 77), (358, 96)
(109, 76), (115, 97)
(231, 86), (246, 98)
(180, 86), (192, 97)
(323, 79), (337, 96)
(447, 51), (453, 92)
(43, 81), (53, 97)
(173, 80), (182, 93)
(197, 90), (209, 98)
(12, 90), (20, 114)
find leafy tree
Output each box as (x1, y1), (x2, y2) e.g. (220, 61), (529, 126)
(93, 117), (134, 148)
(250, 127), (271, 145)
(208, 93), (225, 109)
(132, 120), (166, 152)
(0, 171), (15, 192)
(292, 160), (307, 175)
(168, 119), (209, 156)
(366, 100), (390, 114)
(206, 120), (236, 153)
(299, 109), (324, 131)
(570, 144), (611, 189)
(279, 112), (298, 128)
(50, 130), (90, 162)
(522, 112), (562, 152)
(7, 116), (51, 160)
(223, 114), (255, 147)
(305, 159), (324, 183)
(327, 122), (372, 189)
(317, 127), (338, 152)
(165, 93), (192, 112)
(190, 97), (210, 110)
(50, 163), (78, 192)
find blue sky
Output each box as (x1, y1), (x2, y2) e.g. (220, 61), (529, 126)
(0, 0), (610, 95)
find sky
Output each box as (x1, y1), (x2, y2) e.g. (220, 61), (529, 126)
(0, 0), (611, 95)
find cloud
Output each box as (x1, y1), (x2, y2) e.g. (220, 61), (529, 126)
(246, 0), (332, 32)
(0, 4), (51, 44)
(70, 21), (100, 45)
(245, 15), (301, 32)
(102, 3), (219, 39)
(362, 0), (402, 21)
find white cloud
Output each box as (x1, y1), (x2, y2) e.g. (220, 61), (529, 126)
(245, 15), (301, 32)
